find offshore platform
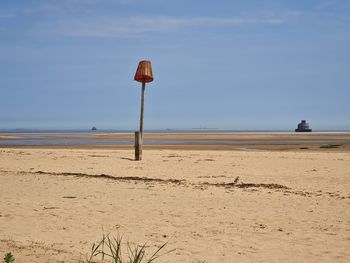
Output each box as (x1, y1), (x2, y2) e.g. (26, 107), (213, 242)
(295, 120), (312, 132)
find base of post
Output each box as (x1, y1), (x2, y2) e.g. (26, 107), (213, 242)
(135, 131), (142, 161)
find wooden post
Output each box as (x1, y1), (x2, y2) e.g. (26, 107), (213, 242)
(135, 82), (145, 161)
(134, 60), (153, 161)
(135, 131), (142, 160)
(139, 82), (146, 140)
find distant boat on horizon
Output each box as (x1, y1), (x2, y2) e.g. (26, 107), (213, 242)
(295, 120), (312, 132)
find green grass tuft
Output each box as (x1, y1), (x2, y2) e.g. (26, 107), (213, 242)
(83, 232), (174, 263)
(3, 252), (15, 263)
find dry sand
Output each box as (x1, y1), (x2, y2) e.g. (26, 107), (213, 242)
(0, 148), (350, 262)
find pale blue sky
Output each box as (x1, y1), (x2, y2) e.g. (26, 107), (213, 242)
(0, 0), (349, 130)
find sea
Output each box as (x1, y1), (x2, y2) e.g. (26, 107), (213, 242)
(0, 129), (349, 147)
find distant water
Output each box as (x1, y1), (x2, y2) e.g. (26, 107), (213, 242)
(2, 129), (350, 133)
(0, 129), (349, 146)
(0, 129), (294, 133)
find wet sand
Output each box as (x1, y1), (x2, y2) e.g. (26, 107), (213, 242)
(1, 132), (350, 152)
(0, 147), (350, 262)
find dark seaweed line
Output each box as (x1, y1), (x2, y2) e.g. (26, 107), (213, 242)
(2, 169), (287, 189)
(1, 169), (348, 199)
(29, 171), (288, 190)
(204, 180), (349, 199)
(204, 181), (290, 190)
(33, 170), (185, 185)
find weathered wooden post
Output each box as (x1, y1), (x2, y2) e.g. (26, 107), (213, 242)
(134, 131), (141, 160)
(134, 60), (153, 161)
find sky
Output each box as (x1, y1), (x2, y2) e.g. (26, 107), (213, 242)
(0, 0), (349, 131)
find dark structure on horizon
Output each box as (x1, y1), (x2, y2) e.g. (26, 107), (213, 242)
(295, 120), (312, 132)
(91, 126), (97, 131)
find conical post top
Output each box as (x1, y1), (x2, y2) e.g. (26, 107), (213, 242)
(134, 60), (153, 83)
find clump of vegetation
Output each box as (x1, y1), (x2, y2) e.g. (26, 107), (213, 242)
(3, 252), (15, 263)
(320, 144), (341, 149)
(299, 147), (309, 149)
(83, 232), (173, 263)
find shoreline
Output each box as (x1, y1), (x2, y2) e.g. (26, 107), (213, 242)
(1, 131), (350, 152)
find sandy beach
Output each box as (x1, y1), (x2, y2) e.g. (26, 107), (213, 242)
(1, 143), (349, 262)
(2, 0), (350, 261)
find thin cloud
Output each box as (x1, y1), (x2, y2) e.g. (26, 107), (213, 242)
(316, 0), (350, 11)
(40, 12), (299, 38)
(0, 13), (15, 19)
(20, 0), (138, 16)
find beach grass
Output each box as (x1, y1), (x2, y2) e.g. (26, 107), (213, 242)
(83, 232), (172, 263)
(3, 252), (15, 263)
